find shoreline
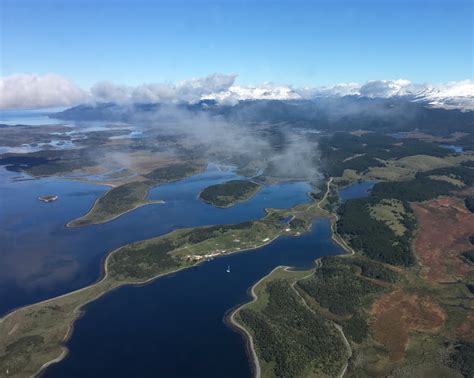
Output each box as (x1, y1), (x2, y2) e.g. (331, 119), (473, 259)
(225, 177), (359, 378)
(17, 205), (292, 321)
(1, 209), (318, 377)
(65, 199), (164, 228)
(226, 229), (355, 378)
(1, 178), (333, 377)
(65, 162), (208, 228)
(225, 267), (285, 378)
(225, 265), (312, 377)
(197, 184), (263, 209)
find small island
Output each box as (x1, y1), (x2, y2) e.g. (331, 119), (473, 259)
(38, 195), (58, 203)
(199, 179), (261, 208)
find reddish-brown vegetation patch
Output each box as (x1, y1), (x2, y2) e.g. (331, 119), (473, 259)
(412, 197), (474, 283)
(457, 314), (474, 342)
(371, 289), (445, 362)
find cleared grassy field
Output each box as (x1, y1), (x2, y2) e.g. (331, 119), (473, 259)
(428, 174), (465, 187)
(369, 199), (409, 236)
(343, 152), (474, 182)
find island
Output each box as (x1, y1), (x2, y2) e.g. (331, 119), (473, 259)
(38, 195), (58, 203)
(199, 179), (261, 208)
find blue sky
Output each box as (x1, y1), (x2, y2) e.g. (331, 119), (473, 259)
(1, 0), (472, 87)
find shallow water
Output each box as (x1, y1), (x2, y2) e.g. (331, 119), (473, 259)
(440, 144), (463, 153)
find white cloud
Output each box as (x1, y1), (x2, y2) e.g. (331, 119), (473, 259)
(297, 82), (360, 97)
(92, 73), (237, 104)
(358, 79), (419, 98)
(90, 81), (131, 103)
(205, 82), (301, 104)
(1, 73), (473, 110)
(304, 79), (421, 99)
(297, 79), (474, 109)
(0, 73), (88, 110)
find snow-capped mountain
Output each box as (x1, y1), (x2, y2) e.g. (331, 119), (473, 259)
(204, 83), (301, 104)
(2, 73), (473, 111)
(412, 80), (474, 110)
(208, 79), (474, 110)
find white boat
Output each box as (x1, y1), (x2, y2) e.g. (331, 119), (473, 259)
(226, 265), (231, 273)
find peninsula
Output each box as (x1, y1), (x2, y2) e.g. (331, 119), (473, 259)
(67, 161), (205, 227)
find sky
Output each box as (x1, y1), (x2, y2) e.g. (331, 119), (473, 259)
(1, 0), (473, 89)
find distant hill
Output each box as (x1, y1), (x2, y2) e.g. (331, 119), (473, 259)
(51, 98), (474, 135)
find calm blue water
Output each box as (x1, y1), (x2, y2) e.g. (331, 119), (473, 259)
(0, 109), (64, 125)
(440, 144), (463, 153)
(338, 180), (376, 202)
(1, 161), (358, 377)
(0, 165), (311, 315)
(45, 219), (341, 378)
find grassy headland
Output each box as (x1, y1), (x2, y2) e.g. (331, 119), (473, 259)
(67, 180), (163, 227)
(67, 161), (205, 227)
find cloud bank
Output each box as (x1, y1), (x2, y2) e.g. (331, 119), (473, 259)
(91, 73), (237, 104)
(1, 72), (473, 110)
(0, 73), (88, 110)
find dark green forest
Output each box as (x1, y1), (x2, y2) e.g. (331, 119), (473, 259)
(240, 280), (345, 377)
(319, 132), (451, 177)
(337, 198), (415, 266)
(297, 257), (385, 316)
(199, 180), (260, 207)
